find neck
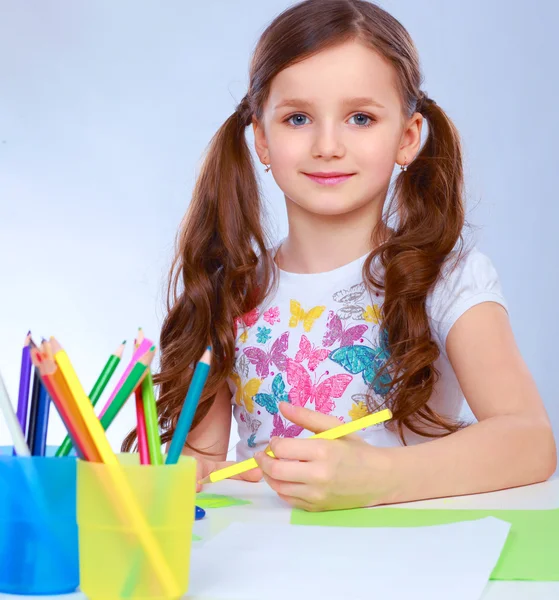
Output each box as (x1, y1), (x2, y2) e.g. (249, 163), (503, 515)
(277, 194), (387, 274)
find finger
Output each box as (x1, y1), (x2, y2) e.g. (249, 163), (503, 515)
(279, 402), (360, 441)
(255, 448), (314, 483)
(269, 436), (331, 462)
(276, 492), (318, 512)
(262, 473), (308, 500)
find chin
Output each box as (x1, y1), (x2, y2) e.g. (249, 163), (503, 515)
(287, 193), (371, 217)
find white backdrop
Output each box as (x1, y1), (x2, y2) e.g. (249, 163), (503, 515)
(0, 1), (557, 466)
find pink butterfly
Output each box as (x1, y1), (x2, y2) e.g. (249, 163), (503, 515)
(295, 335), (330, 371)
(322, 311), (368, 348)
(286, 358), (352, 414)
(243, 331), (289, 378)
(270, 412), (304, 439)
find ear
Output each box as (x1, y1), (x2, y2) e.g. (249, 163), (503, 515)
(252, 117), (270, 165)
(396, 112), (423, 166)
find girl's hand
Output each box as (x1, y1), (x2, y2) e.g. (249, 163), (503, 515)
(195, 456), (263, 493)
(254, 402), (396, 511)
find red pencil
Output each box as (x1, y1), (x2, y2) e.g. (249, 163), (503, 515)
(135, 386), (150, 464)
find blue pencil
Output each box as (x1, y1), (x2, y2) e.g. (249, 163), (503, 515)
(32, 384), (51, 457)
(166, 346), (211, 465)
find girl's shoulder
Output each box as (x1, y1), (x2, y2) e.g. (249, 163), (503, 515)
(426, 246), (507, 356)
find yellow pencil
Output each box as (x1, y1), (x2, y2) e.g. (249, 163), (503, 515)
(201, 408), (393, 484)
(50, 337), (180, 598)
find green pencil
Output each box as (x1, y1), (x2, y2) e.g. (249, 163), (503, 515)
(141, 368), (163, 465)
(99, 347), (155, 432)
(55, 341), (126, 457)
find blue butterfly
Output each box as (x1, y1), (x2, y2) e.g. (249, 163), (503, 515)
(329, 339), (391, 396)
(253, 373), (289, 415)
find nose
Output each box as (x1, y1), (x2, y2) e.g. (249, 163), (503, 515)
(311, 121), (346, 160)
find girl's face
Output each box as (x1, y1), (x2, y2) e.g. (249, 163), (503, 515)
(254, 40), (422, 217)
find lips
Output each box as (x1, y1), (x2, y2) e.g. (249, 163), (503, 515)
(303, 172), (355, 186)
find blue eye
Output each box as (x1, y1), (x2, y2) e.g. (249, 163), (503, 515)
(349, 113), (374, 127)
(286, 114), (310, 127)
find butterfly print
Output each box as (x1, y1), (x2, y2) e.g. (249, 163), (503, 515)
(234, 354), (250, 379)
(240, 410), (262, 448)
(286, 358), (352, 414)
(322, 311), (368, 348)
(244, 331), (289, 378)
(332, 283), (367, 320)
(295, 335), (330, 371)
(229, 372), (262, 414)
(288, 300), (326, 332)
(270, 412), (304, 439)
(254, 373), (289, 415)
(329, 344), (391, 396)
(351, 392), (388, 414)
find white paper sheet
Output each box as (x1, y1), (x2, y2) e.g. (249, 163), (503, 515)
(189, 517), (510, 600)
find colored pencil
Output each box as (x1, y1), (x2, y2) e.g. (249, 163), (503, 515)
(0, 368), (31, 456)
(50, 336), (180, 597)
(141, 369), (162, 465)
(166, 346), (212, 465)
(15, 332), (32, 435)
(31, 346), (90, 460)
(26, 367), (42, 454)
(97, 338), (152, 418)
(32, 382), (50, 457)
(135, 387), (150, 464)
(55, 340), (126, 457)
(133, 332), (150, 464)
(98, 348), (154, 432)
(200, 408), (393, 484)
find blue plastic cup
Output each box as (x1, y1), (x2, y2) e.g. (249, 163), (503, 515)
(0, 455), (79, 594)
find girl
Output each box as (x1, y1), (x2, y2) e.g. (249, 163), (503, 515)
(123, 0), (556, 512)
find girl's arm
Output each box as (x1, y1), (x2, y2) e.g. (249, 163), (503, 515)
(385, 301), (557, 503)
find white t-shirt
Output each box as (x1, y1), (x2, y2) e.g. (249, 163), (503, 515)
(227, 245), (507, 461)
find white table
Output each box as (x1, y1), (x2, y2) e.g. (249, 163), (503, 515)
(2, 476), (558, 600)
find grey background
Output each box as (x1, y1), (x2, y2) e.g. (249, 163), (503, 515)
(0, 1), (556, 464)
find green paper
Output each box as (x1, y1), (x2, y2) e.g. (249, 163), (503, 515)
(196, 493), (252, 509)
(291, 507), (559, 581)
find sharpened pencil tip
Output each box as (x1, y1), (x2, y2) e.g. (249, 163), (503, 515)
(122, 340), (127, 344)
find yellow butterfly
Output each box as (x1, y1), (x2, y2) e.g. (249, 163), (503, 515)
(230, 372), (261, 414)
(289, 300), (326, 332)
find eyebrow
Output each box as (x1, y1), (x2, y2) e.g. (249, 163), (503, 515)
(273, 96), (386, 111)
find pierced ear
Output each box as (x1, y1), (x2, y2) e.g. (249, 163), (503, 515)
(397, 113), (423, 165)
(252, 118), (269, 164)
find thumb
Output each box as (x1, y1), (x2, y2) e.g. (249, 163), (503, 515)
(279, 402), (359, 439)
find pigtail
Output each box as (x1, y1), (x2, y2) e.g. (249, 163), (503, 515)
(366, 95), (467, 442)
(122, 97), (275, 452)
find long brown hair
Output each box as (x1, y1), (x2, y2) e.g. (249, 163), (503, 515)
(123, 0), (466, 452)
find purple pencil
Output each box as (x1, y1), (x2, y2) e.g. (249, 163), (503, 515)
(97, 337), (152, 418)
(16, 332), (32, 434)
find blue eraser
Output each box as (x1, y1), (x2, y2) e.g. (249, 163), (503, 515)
(195, 505), (206, 520)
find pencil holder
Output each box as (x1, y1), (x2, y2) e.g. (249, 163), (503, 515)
(0, 455), (79, 595)
(77, 453), (196, 600)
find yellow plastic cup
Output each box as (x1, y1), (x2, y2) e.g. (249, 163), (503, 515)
(77, 454), (196, 600)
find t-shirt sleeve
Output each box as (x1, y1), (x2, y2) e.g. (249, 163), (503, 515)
(426, 247), (508, 357)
